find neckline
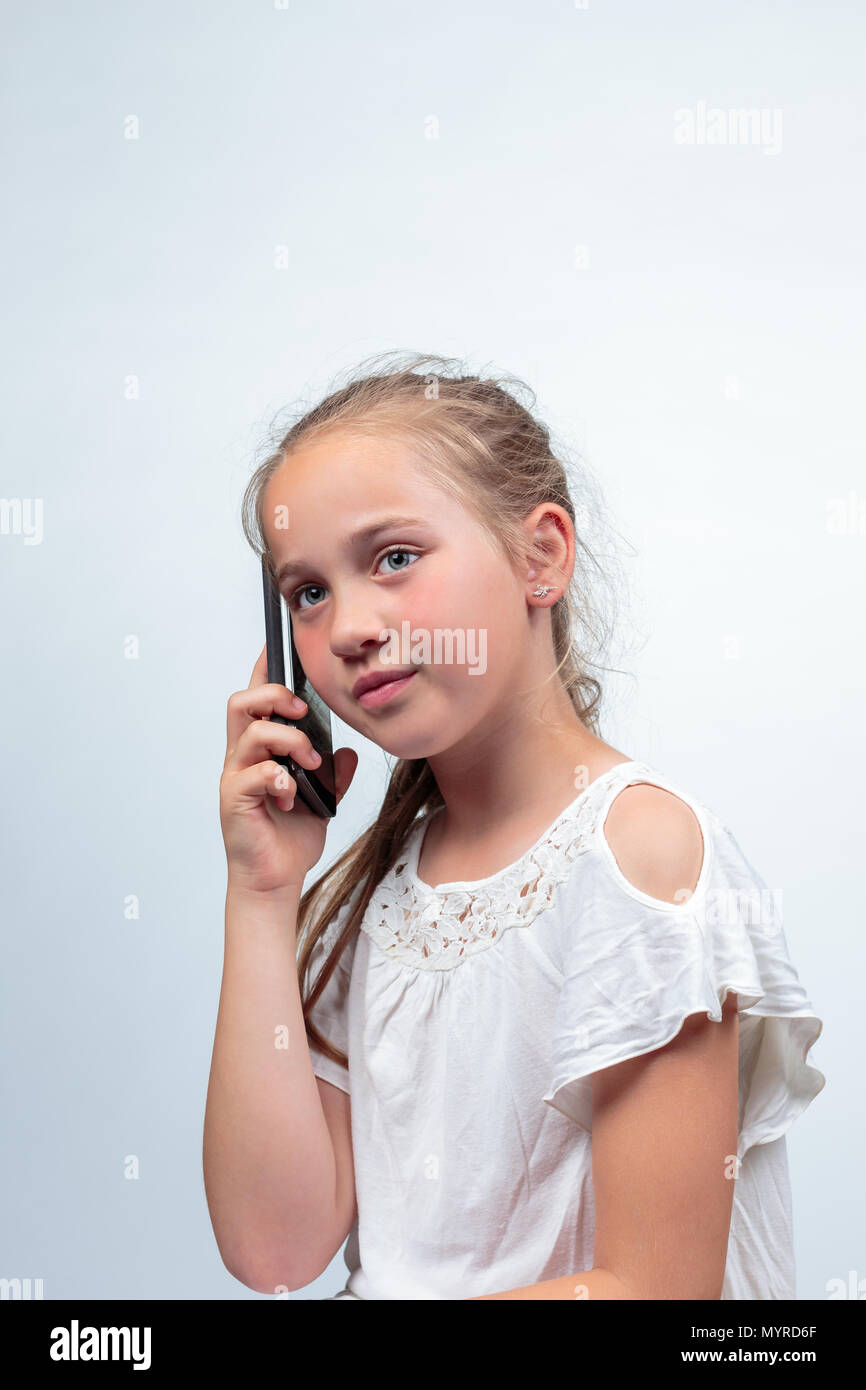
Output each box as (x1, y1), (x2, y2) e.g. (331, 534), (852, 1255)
(406, 759), (647, 894)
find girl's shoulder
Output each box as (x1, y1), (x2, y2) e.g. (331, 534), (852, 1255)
(542, 763), (826, 1155)
(581, 760), (722, 914)
(358, 760), (733, 969)
(572, 760), (784, 931)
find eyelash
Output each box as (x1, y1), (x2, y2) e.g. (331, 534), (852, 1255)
(286, 547), (422, 612)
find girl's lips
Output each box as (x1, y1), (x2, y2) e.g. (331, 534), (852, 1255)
(356, 670), (417, 708)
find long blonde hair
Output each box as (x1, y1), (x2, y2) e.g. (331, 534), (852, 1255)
(240, 350), (628, 1074)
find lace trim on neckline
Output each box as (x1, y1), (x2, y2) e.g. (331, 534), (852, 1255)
(359, 760), (657, 971)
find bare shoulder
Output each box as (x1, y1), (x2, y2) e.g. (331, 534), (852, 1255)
(601, 782), (706, 905)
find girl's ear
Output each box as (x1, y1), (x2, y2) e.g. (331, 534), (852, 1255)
(523, 504), (574, 588)
(528, 582), (560, 604)
(526, 563), (561, 604)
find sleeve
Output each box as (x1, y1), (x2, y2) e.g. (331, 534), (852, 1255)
(541, 810), (826, 1163)
(304, 890), (360, 1096)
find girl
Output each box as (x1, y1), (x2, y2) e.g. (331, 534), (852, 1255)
(204, 351), (825, 1301)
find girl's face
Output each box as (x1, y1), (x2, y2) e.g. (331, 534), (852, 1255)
(262, 429), (541, 761)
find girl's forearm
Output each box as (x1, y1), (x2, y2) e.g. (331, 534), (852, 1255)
(469, 1267), (637, 1299)
(202, 881), (340, 1291)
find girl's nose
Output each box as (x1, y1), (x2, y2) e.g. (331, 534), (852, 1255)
(328, 596), (394, 659)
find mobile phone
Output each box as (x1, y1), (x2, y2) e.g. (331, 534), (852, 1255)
(261, 555), (337, 819)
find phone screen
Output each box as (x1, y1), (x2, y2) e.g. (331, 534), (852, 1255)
(262, 556), (337, 818)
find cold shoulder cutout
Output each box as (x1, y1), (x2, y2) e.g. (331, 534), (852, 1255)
(600, 781), (707, 906)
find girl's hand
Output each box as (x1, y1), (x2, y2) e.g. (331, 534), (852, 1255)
(219, 643), (358, 895)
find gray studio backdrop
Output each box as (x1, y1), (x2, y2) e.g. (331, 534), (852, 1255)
(2, 0), (860, 1299)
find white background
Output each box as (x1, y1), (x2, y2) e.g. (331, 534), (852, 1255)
(2, 0), (860, 1299)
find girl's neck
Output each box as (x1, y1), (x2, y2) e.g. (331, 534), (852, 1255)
(424, 708), (631, 843)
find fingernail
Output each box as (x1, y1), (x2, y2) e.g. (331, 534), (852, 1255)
(310, 750), (322, 764)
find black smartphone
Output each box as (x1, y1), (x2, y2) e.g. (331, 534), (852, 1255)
(261, 555), (337, 819)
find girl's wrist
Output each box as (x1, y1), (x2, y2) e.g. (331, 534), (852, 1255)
(226, 876), (303, 915)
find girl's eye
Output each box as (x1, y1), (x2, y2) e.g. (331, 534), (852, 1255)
(377, 547), (420, 577)
(290, 584), (326, 612)
(287, 547), (421, 612)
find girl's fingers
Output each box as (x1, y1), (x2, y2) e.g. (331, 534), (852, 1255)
(227, 711), (320, 774)
(228, 760), (298, 811)
(248, 642), (269, 689)
(226, 649), (308, 754)
(226, 683), (304, 754)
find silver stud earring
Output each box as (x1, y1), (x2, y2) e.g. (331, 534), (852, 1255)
(533, 584), (557, 598)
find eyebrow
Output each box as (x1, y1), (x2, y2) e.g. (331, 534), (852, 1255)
(274, 515), (431, 587)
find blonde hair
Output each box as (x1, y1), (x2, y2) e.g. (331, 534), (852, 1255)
(240, 349), (627, 1074)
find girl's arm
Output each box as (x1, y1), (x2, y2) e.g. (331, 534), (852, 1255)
(470, 994), (739, 1299)
(202, 881), (354, 1292)
(470, 785), (739, 1301)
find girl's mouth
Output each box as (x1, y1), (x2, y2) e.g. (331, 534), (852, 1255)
(356, 671), (417, 709)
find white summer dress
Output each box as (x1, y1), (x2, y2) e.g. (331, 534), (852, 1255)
(305, 759), (826, 1301)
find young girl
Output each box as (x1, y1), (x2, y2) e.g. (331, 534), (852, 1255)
(204, 352), (825, 1302)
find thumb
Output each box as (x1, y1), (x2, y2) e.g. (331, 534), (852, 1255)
(333, 747), (359, 806)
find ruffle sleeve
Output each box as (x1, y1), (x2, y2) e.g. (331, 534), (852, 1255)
(304, 889), (360, 1095)
(541, 804), (826, 1163)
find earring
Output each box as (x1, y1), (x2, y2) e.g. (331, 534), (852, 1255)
(533, 584), (557, 598)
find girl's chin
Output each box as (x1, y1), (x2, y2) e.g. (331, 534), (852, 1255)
(378, 727), (479, 762)
(360, 716), (461, 763)
(372, 734), (445, 760)
(342, 685), (479, 758)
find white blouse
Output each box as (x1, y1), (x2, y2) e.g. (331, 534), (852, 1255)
(305, 760), (826, 1301)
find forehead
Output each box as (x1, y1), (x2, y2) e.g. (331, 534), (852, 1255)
(262, 429), (454, 526)
(262, 428), (510, 582)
